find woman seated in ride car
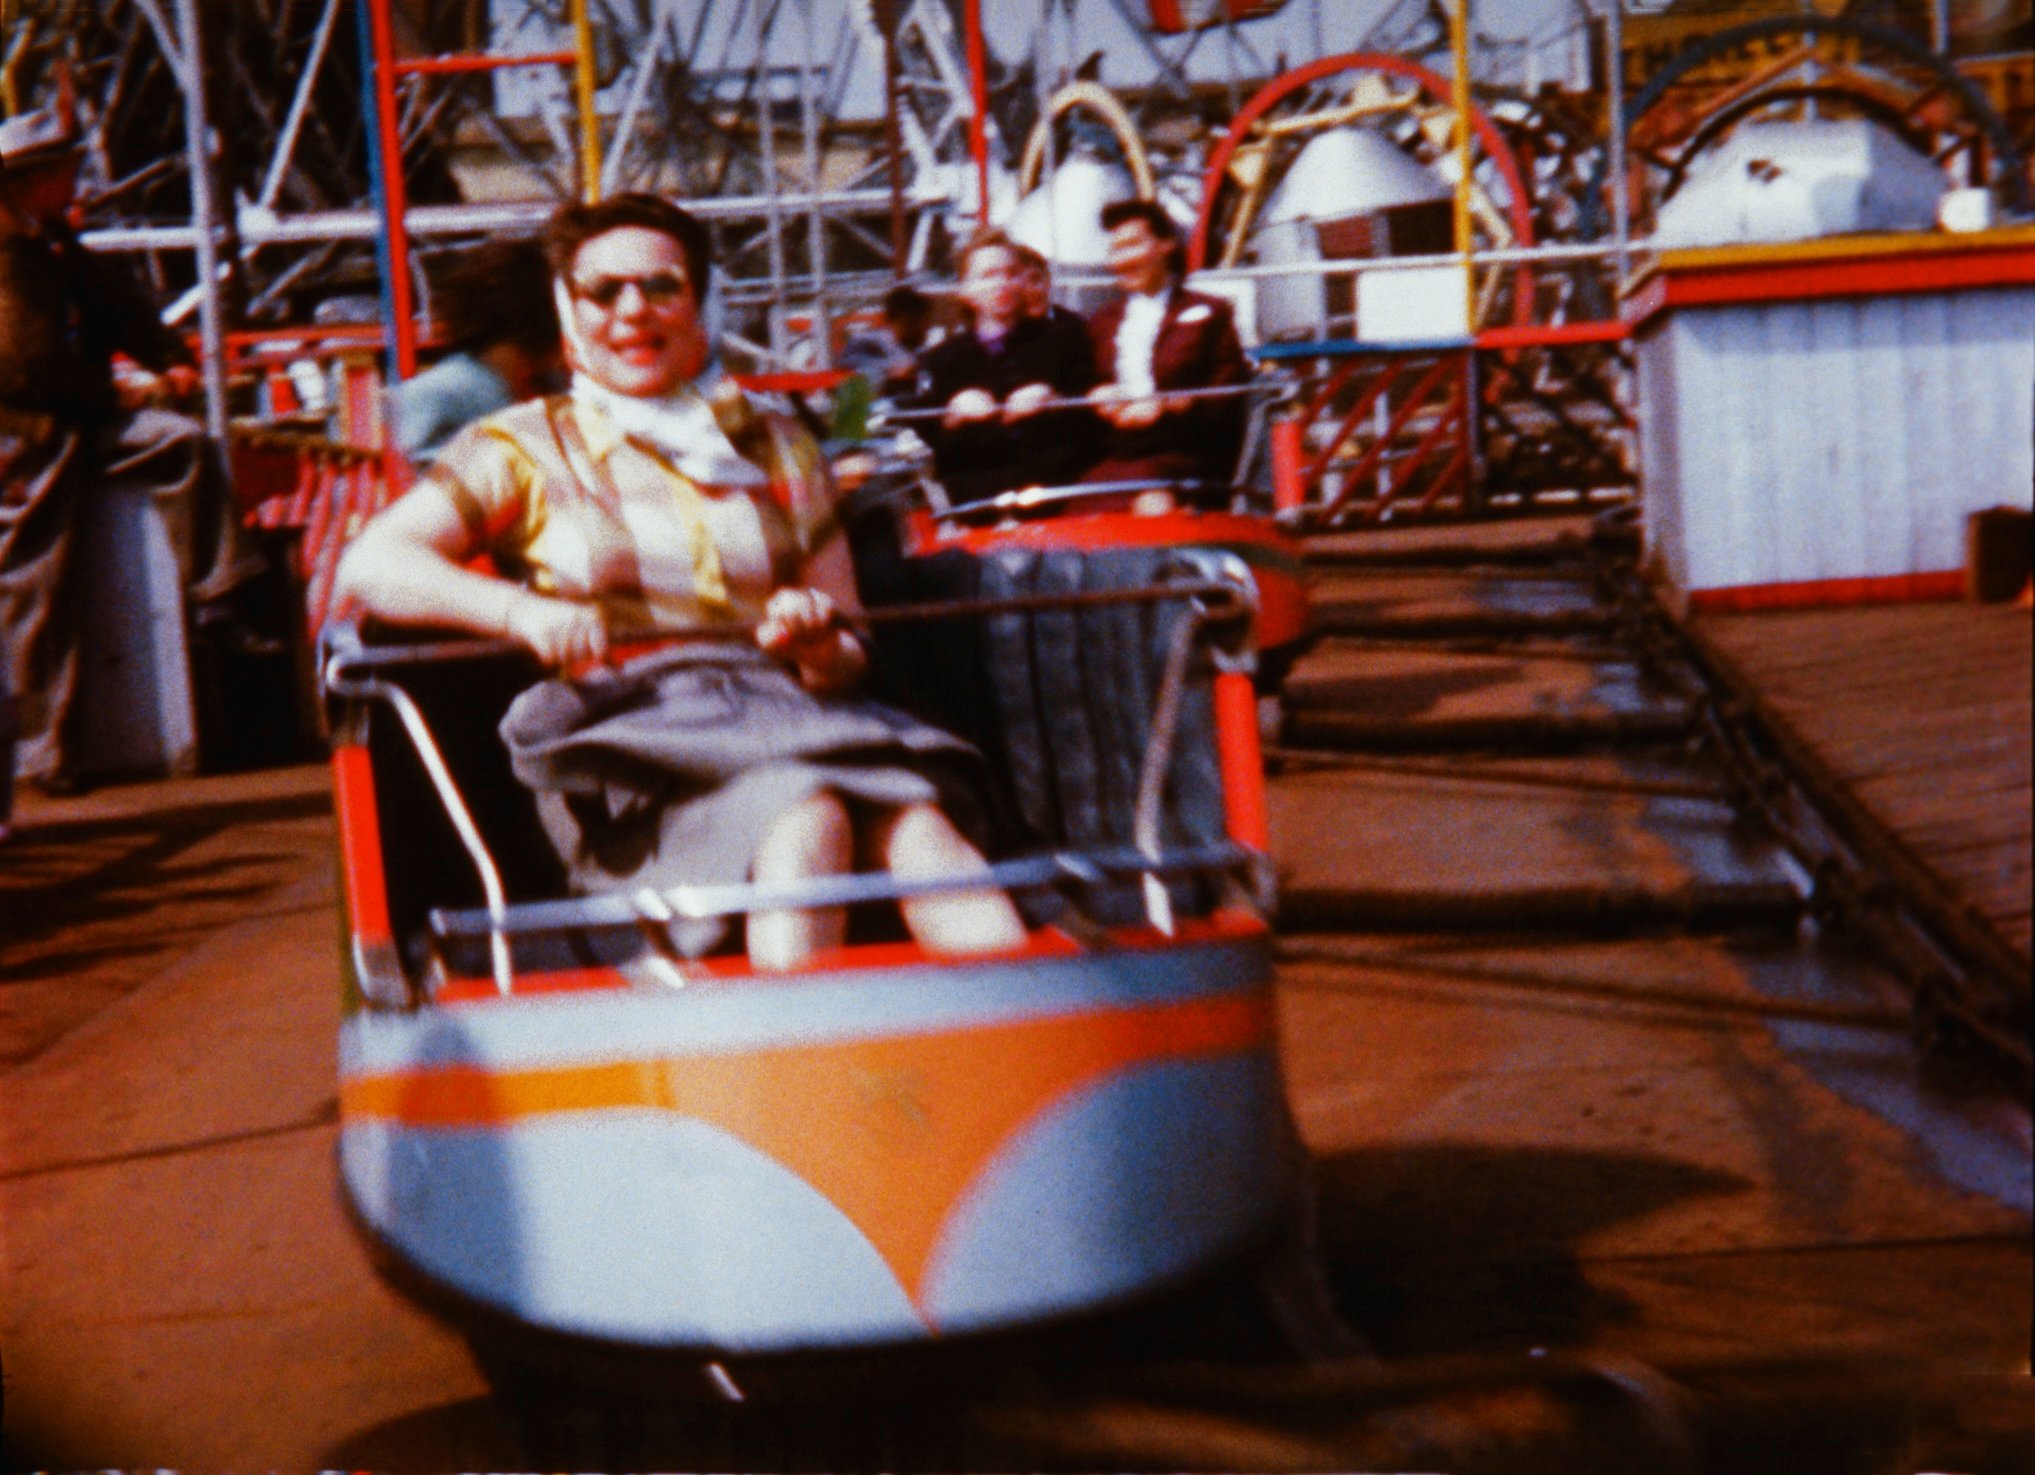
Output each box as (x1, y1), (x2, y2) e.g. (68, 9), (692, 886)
(333, 193), (1026, 970)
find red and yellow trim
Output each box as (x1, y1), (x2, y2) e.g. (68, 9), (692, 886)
(1688, 569), (1965, 612)
(1623, 226), (2035, 328)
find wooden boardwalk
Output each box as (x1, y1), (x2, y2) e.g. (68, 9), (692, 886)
(1693, 603), (2032, 973)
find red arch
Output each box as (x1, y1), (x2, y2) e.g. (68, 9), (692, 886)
(1186, 52), (1537, 326)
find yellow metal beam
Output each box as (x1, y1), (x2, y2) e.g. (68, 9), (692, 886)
(570, 0), (601, 202)
(1451, 0), (1475, 329)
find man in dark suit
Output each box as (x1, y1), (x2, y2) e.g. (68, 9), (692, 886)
(907, 231), (1098, 504)
(1083, 199), (1249, 489)
(0, 100), (255, 791)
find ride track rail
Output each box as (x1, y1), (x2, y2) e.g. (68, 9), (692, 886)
(377, 513), (2028, 1475)
(1273, 514), (2027, 1088)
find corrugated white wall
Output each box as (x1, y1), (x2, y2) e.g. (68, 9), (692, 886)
(1638, 285), (2035, 595)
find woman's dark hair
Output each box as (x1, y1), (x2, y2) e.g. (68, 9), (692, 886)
(1099, 198), (1185, 277)
(1099, 197), (1178, 240)
(432, 236), (559, 355)
(882, 283), (933, 322)
(543, 192), (713, 298)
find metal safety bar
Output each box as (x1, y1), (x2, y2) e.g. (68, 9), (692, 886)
(321, 660), (517, 997)
(876, 381), (1273, 427)
(427, 841), (1253, 943)
(1134, 594), (1222, 936)
(322, 579), (1250, 681)
(927, 479), (1229, 525)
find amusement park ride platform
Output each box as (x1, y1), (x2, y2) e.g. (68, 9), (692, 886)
(2, 518), (2028, 1473)
(0, 2), (2031, 1466)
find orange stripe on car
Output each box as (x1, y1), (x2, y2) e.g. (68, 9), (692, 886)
(341, 991), (1268, 1312)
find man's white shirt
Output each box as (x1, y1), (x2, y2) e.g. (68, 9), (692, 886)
(1112, 289), (1169, 398)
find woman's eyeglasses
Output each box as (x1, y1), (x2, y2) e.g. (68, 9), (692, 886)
(571, 270), (690, 308)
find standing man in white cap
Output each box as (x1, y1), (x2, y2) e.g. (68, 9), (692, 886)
(0, 94), (254, 794)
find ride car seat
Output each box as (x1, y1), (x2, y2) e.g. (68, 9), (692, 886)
(328, 536), (1244, 977)
(324, 627), (558, 973)
(862, 544), (1237, 926)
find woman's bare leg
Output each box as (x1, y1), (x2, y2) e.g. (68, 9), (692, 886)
(872, 802), (1028, 956)
(748, 791), (853, 970)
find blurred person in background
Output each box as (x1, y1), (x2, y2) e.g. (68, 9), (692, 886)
(904, 230), (1098, 504)
(1017, 245), (1088, 341)
(392, 236), (565, 466)
(0, 96), (256, 795)
(837, 282), (940, 399)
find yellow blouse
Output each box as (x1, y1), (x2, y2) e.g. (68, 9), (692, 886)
(423, 393), (837, 640)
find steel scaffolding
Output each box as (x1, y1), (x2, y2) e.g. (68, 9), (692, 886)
(2, 4), (1590, 364)
(1, 0), (2021, 404)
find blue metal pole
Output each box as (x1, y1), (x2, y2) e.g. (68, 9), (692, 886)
(355, 0), (405, 385)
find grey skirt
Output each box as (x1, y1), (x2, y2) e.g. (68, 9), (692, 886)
(499, 640), (990, 954)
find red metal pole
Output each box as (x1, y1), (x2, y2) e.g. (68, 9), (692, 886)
(391, 51), (576, 75)
(1270, 416), (1306, 515)
(285, 449), (320, 526)
(962, 0), (990, 229)
(332, 744), (395, 949)
(1213, 671), (1271, 854)
(1475, 321), (1631, 351)
(364, 0), (418, 379)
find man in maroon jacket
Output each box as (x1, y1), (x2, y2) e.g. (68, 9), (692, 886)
(1083, 199), (1249, 489)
